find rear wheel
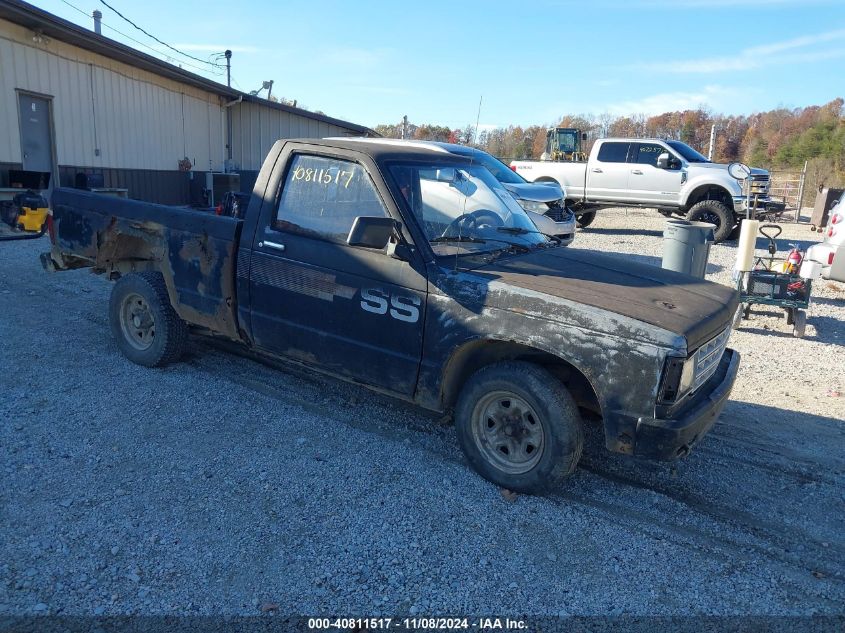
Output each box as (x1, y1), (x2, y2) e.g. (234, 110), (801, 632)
(454, 361), (584, 494)
(687, 200), (733, 243)
(576, 211), (596, 228)
(109, 272), (188, 367)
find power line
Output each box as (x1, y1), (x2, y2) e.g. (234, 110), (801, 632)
(57, 0), (224, 76)
(98, 0), (224, 69)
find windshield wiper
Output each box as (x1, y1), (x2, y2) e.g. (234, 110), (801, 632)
(431, 234), (533, 255)
(496, 226), (562, 247)
(430, 235), (488, 244)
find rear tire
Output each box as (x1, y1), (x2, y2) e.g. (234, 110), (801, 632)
(454, 361), (584, 494)
(687, 200), (733, 243)
(109, 272), (188, 367)
(576, 211), (596, 228)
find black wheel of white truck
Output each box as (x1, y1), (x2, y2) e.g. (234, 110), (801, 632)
(455, 362), (583, 494)
(576, 211), (596, 228)
(687, 200), (732, 243)
(109, 272), (188, 367)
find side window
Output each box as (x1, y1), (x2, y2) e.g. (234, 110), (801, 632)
(634, 143), (666, 167)
(273, 154), (388, 243)
(596, 142), (630, 163)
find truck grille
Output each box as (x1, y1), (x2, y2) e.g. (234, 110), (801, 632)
(749, 175), (770, 196)
(691, 326), (730, 391)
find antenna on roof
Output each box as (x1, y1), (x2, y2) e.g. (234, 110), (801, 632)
(473, 96), (483, 146)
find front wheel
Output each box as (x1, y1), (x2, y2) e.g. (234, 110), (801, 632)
(576, 211), (596, 228)
(109, 272), (188, 367)
(454, 361), (584, 494)
(686, 200), (733, 243)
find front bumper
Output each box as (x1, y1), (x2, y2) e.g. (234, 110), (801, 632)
(806, 242), (845, 282)
(633, 348), (740, 460)
(732, 196), (786, 217)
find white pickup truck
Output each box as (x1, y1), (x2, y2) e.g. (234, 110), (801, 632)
(510, 138), (786, 242)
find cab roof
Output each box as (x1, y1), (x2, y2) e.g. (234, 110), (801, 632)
(311, 137), (467, 163)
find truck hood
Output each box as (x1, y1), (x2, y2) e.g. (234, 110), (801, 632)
(690, 162), (769, 177)
(503, 181), (564, 203)
(475, 248), (738, 350)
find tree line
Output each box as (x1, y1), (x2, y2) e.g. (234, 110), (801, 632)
(374, 98), (845, 190)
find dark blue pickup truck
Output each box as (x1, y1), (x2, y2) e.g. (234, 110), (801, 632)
(42, 138), (740, 493)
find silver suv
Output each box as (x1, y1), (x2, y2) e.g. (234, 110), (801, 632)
(430, 142), (576, 245)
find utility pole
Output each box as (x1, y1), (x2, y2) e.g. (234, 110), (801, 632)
(401, 115), (408, 140)
(224, 50), (232, 88)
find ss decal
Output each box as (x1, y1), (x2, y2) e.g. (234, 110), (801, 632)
(360, 289), (421, 323)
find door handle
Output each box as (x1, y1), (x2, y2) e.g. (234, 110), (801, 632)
(591, 168), (603, 173)
(259, 240), (285, 252)
(631, 169), (643, 175)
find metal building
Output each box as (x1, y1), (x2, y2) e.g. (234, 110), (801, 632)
(0, 0), (373, 204)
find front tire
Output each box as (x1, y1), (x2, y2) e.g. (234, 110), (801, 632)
(109, 272), (188, 367)
(687, 200), (733, 243)
(576, 211), (596, 228)
(454, 361), (584, 494)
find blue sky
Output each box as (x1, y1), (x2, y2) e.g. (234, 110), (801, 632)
(37, 0), (845, 129)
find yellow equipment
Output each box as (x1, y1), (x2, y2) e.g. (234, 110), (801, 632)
(1, 191), (49, 233)
(542, 127), (588, 162)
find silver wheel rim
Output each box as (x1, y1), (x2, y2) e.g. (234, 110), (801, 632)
(471, 390), (545, 475)
(119, 292), (155, 351)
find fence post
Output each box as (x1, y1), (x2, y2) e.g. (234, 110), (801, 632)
(795, 160), (808, 223)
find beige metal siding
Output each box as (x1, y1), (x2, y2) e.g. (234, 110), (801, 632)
(230, 100), (359, 171)
(0, 19), (225, 171)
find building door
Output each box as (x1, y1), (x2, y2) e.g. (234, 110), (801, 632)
(18, 93), (54, 173)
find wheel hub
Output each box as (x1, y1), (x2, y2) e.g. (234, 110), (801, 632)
(120, 293), (156, 351)
(471, 391), (545, 475)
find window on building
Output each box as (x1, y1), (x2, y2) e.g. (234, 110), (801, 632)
(274, 154), (389, 243)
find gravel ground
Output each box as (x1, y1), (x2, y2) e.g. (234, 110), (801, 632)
(1, 208), (844, 619)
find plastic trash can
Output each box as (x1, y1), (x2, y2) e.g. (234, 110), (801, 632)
(662, 219), (715, 278)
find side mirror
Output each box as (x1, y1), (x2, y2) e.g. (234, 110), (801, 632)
(581, 132), (587, 141)
(656, 152), (670, 169)
(347, 216), (411, 260)
(347, 216), (400, 249)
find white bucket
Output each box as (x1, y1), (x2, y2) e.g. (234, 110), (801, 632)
(799, 260), (822, 280)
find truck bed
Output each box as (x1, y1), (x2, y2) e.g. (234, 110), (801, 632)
(45, 188), (243, 339)
(510, 160), (587, 200)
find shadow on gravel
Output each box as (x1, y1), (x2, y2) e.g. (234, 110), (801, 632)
(564, 400), (845, 578)
(738, 313), (844, 347)
(811, 295), (845, 307)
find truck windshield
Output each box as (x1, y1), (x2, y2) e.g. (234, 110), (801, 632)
(389, 162), (550, 256)
(666, 140), (710, 163)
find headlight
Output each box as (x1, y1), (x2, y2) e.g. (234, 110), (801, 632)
(516, 199), (548, 213)
(657, 354), (695, 404)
